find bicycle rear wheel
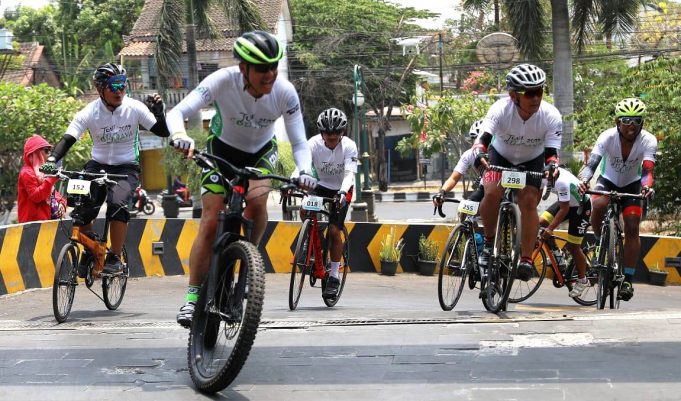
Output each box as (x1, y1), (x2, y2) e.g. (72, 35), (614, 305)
(322, 226), (349, 307)
(188, 240), (265, 394)
(289, 219), (313, 310)
(508, 243), (547, 303)
(103, 246), (129, 310)
(611, 224), (624, 309)
(437, 225), (470, 311)
(53, 243), (79, 323)
(483, 205), (519, 313)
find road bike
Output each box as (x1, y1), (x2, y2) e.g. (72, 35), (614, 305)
(483, 166), (545, 313)
(434, 197), (485, 311)
(51, 170), (129, 323)
(185, 150), (297, 394)
(508, 228), (598, 306)
(284, 186), (350, 310)
(585, 189), (647, 310)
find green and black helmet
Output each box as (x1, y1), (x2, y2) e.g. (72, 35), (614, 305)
(615, 98), (646, 117)
(233, 31), (283, 64)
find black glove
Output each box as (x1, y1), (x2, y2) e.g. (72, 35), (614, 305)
(433, 189), (446, 205)
(40, 156), (58, 174)
(474, 152), (488, 169)
(145, 94), (165, 118)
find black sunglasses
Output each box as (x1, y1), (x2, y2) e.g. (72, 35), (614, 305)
(516, 87), (544, 98)
(619, 117), (643, 126)
(253, 62), (278, 73)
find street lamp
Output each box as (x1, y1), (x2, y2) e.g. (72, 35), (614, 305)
(352, 64), (371, 193)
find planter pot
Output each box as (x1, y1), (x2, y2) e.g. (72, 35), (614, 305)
(418, 259), (437, 276)
(380, 261), (398, 276)
(649, 270), (668, 286)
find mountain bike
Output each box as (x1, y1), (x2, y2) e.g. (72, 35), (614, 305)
(434, 197), (484, 311)
(51, 170), (129, 323)
(185, 150), (297, 394)
(508, 228), (598, 306)
(585, 189), (647, 310)
(483, 165), (545, 313)
(284, 186), (350, 310)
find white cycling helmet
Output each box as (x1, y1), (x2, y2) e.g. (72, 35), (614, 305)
(506, 63), (546, 91)
(468, 119), (484, 140)
(316, 108), (348, 132)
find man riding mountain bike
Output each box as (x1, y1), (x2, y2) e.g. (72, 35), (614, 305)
(166, 30), (316, 327)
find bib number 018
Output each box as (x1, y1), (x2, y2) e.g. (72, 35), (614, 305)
(301, 195), (323, 212)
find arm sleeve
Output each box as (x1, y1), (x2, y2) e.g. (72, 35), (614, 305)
(50, 135), (77, 162)
(281, 89), (312, 172)
(340, 170), (356, 193)
(166, 84), (215, 135)
(579, 153), (603, 182)
(340, 141), (359, 192)
(641, 160), (655, 187)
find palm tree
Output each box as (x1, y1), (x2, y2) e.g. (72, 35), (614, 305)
(155, 0), (264, 99)
(462, 0), (643, 161)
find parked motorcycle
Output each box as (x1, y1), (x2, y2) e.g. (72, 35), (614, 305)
(133, 186), (155, 215)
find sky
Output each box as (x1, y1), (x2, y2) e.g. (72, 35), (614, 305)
(0, 0), (50, 15)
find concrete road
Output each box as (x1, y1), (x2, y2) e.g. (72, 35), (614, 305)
(2, 273), (681, 400)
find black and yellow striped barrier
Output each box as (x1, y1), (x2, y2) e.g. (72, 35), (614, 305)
(0, 219), (679, 296)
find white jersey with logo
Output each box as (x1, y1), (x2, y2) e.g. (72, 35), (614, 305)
(453, 148), (477, 175)
(592, 127), (657, 187)
(65, 97), (157, 165)
(166, 66), (307, 154)
(480, 97), (563, 165)
(553, 168), (583, 207)
(309, 135), (358, 191)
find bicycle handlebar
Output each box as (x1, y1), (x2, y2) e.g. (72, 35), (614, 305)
(192, 150), (295, 185)
(280, 184), (341, 206)
(488, 165), (551, 199)
(432, 197), (462, 218)
(584, 189), (647, 200)
(52, 169), (127, 187)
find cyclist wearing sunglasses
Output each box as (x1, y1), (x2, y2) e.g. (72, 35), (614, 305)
(291, 108), (357, 299)
(578, 98), (657, 301)
(166, 30), (315, 327)
(40, 62), (170, 274)
(473, 63), (563, 283)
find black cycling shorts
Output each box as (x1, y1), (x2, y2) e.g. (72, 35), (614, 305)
(593, 176), (642, 210)
(540, 199), (591, 245)
(483, 145), (544, 189)
(310, 185), (349, 229)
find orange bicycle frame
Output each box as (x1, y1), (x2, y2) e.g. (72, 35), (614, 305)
(71, 226), (107, 276)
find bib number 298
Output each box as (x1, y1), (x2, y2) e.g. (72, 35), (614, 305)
(501, 171), (526, 189)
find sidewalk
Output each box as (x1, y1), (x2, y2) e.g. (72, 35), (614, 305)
(363, 179), (471, 202)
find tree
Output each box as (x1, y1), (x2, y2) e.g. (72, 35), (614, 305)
(155, 0), (263, 101)
(0, 83), (85, 195)
(289, 0), (435, 190)
(461, 0), (642, 162)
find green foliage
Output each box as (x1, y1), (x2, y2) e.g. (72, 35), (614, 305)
(418, 234), (439, 261)
(397, 92), (493, 158)
(275, 141), (296, 183)
(379, 227), (404, 262)
(162, 128), (208, 195)
(0, 82), (83, 194)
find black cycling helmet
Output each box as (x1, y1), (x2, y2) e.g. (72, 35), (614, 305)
(93, 63), (126, 88)
(506, 63), (546, 91)
(317, 108), (348, 133)
(233, 31), (283, 64)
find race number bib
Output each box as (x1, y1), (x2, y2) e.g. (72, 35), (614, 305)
(458, 200), (479, 215)
(301, 195), (323, 212)
(501, 171), (526, 189)
(66, 179), (91, 195)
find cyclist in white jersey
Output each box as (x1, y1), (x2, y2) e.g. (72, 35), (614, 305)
(578, 98), (657, 301)
(474, 64), (562, 284)
(434, 119), (487, 207)
(292, 108), (357, 299)
(41, 63), (169, 274)
(539, 168), (592, 298)
(167, 31), (316, 327)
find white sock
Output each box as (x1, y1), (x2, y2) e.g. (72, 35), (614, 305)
(330, 261), (340, 279)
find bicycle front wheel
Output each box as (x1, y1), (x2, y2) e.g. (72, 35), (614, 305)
(289, 219), (313, 310)
(437, 225), (470, 311)
(53, 243), (79, 323)
(509, 243), (547, 303)
(322, 226), (349, 307)
(596, 224), (611, 310)
(102, 246), (129, 310)
(188, 240), (265, 394)
(483, 205), (520, 313)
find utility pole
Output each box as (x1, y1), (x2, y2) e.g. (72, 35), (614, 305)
(438, 32), (446, 185)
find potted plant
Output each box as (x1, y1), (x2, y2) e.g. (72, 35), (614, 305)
(648, 263), (669, 286)
(417, 234), (439, 276)
(379, 227), (404, 276)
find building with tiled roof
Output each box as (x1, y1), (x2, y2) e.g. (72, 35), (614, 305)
(1, 42), (60, 88)
(119, 0), (292, 98)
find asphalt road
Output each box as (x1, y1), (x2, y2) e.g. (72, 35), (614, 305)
(2, 273), (681, 400)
